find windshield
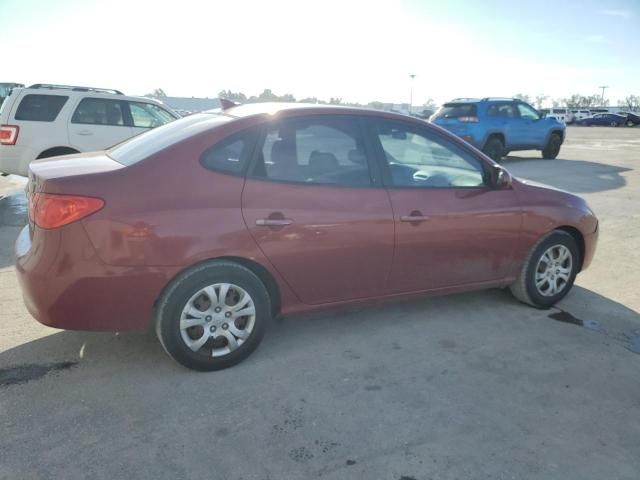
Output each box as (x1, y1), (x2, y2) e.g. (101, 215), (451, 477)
(108, 113), (232, 165)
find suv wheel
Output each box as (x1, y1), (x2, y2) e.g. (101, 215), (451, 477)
(155, 260), (271, 371)
(541, 133), (562, 159)
(482, 137), (504, 162)
(509, 231), (579, 309)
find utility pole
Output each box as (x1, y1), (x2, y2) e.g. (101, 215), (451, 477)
(409, 74), (416, 113)
(598, 85), (608, 106)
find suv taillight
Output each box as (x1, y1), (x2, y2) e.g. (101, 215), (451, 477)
(0, 125), (19, 145)
(458, 117), (479, 123)
(30, 193), (104, 229)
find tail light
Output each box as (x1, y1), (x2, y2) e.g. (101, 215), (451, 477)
(30, 193), (104, 229)
(458, 117), (479, 123)
(0, 125), (19, 145)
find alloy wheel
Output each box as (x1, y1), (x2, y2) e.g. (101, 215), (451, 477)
(179, 283), (256, 357)
(534, 245), (573, 297)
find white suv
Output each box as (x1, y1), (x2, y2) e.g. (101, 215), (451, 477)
(0, 84), (179, 176)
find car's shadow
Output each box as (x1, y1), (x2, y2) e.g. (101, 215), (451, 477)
(503, 157), (631, 194)
(1, 286), (638, 383)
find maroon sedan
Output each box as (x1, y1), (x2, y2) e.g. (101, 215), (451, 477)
(15, 103), (598, 371)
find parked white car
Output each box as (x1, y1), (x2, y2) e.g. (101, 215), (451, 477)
(544, 108), (570, 123)
(568, 109), (592, 123)
(0, 84), (179, 176)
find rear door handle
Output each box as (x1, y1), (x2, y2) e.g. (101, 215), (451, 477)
(400, 215), (431, 223)
(256, 218), (293, 227)
(77, 130), (93, 136)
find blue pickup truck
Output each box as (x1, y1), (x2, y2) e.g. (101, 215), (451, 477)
(431, 97), (565, 162)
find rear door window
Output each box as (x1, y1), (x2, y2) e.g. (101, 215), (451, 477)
(250, 116), (373, 187)
(71, 98), (126, 126)
(487, 103), (517, 118)
(14, 94), (68, 122)
(434, 103), (477, 119)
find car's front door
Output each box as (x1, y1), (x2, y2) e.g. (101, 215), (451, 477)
(128, 101), (177, 137)
(68, 97), (133, 151)
(368, 118), (522, 293)
(516, 103), (547, 145)
(241, 115), (394, 305)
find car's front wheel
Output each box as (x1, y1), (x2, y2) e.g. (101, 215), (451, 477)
(626, 119), (635, 127)
(155, 261), (271, 371)
(510, 231), (579, 309)
(611, 121), (619, 127)
(482, 137), (504, 163)
(541, 133), (562, 159)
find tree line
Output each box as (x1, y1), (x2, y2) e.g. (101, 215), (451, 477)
(145, 88), (639, 111)
(514, 93), (640, 110)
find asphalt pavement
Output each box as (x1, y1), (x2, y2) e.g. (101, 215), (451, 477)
(1, 127), (638, 480)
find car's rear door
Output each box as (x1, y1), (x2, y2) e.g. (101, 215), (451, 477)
(68, 97), (133, 151)
(241, 114), (394, 305)
(367, 117), (522, 293)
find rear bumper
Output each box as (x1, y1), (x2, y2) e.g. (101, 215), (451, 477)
(15, 224), (175, 332)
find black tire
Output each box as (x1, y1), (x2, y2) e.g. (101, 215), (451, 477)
(626, 120), (635, 128)
(482, 137), (504, 162)
(509, 231), (579, 309)
(541, 133), (562, 159)
(155, 260), (271, 371)
(611, 121), (619, 127)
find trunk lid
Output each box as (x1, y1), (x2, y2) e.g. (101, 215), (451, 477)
(27, 151), (124, 235)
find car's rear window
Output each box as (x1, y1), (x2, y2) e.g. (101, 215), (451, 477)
(434, 103), (477, 119)
(14, 94), (68, 122)
(108, 113), (232, 165)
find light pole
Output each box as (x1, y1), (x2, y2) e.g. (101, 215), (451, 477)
(598, 85), (608, 106)
(409, 74), (416, 113)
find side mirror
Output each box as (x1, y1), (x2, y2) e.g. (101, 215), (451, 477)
(491, 165), (512, 189)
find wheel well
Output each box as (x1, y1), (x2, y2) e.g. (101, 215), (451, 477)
(37, 146), (79, 159)
(549, 129), (564, 141)
(218, 256), (282, 317)
(556, 226), (585, 271)
(484, 133), (505, 148)
(154, 256), (282, 319)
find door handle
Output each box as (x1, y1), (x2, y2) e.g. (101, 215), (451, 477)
(77, 130), (93, 136)
(400, 214), (431, 223)
(255, 218), (293, 227)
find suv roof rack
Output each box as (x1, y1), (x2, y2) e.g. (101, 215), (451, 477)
(28, 84), (124, 95)
(449, 97), (480, 102)
(481, 97), (515, 102)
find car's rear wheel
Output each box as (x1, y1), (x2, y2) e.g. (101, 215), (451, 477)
(482, 137), (504, 162)
(155, 261), (271, 371)
(541, 133), (562, 159)
(509, 231), (579, 309)
(626, 119), (635, 127)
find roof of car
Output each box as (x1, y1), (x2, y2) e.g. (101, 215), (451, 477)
(219, 102), (412, 120)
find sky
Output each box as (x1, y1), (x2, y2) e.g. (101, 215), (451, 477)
(2, 0), (638, 106)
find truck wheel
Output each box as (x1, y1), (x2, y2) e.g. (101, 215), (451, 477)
(541, 133), (561, 159)
(482, 137), (504, 163)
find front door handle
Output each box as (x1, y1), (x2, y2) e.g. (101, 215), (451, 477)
(77, 130), (93, 136)
(400, 211), (431, 223)
(256, 218), (293, 227)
